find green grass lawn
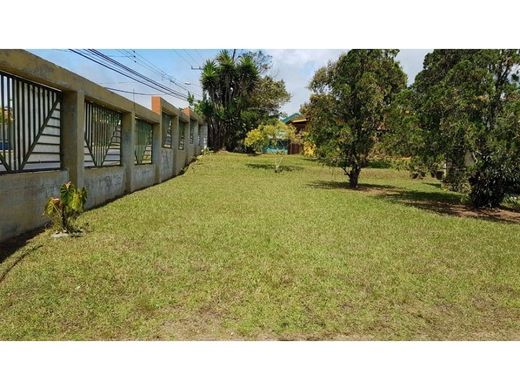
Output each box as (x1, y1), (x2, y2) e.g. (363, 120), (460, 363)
(1, 152), (519, 340)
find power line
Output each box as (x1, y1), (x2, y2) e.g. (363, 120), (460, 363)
(69, 49), (204, 102)
(121, 49), (202, 98)
(191, 50), (206, 65)
(105, 87), (171, 96)
(86, 49), (190, 100)
(69, 49), (190, 101)
(136, 51), (202, 96)
(172, 50), (195, 68)
(183, 50), (200, 66)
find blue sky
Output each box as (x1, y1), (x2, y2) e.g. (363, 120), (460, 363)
(30, 49), (431, 116)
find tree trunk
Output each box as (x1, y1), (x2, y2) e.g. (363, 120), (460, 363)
(348, 166), (361, 188)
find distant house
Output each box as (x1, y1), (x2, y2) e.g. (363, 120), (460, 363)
(0, 107), (13, 151)
(282, 113), (308, 154)
(262, 130), (288, 154)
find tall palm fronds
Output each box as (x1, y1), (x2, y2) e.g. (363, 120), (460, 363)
(200, 51), (260, 150)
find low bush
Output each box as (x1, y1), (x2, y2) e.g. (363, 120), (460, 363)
(43, 182), (87, 234)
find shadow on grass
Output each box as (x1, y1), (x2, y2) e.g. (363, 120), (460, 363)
(246, 163), (304, 172)
(376, 189), (520, 223)
(0, 240), (42, 284)
(307, 180), (520, 224)
(307, 180), (395, 191)
(0, 224), (49, 286)
(0, 228), (44, 265)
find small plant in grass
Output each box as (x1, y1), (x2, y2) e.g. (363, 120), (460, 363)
(44, 182), (87, 236)
(244, 120), (298, 173)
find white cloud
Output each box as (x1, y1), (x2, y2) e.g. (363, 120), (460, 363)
(266, 49), (432, 117)
(266, 49), (345, 115)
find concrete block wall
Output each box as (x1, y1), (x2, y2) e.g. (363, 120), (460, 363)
(194, 121), (201, 156)
(160, 148), (174, 182)
(133, 164), (157, 191)
(0, 50), (206, 243)
(179, 112), (190, 170)
(83, 166), (126, 209)
(0, 170), (70, 240)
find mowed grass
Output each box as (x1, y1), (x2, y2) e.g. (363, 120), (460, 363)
(0, 152), (519, 340)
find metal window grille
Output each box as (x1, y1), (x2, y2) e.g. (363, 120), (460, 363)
(178, 121), (185, 150)
(162, 112), (173, 148)
(0, 71), (62, 174)
(84, 101), (122, 167)
(135, 119), (153, 164)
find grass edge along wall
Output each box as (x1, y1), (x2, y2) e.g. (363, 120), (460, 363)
(0, 50), (208, 243)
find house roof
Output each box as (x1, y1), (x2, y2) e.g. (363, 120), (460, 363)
(282, 112), (303, 124)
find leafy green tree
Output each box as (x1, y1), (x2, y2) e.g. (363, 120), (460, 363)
(303, 50), (407, 188)
(199, 50), (289, 151)
(383, 88), (445, 178)
(244, 120), (297, 172)
(244, 75), (290, 128)
(412, 49), (520, 207)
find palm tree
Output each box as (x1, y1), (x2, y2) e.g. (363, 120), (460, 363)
(200, 50), (259, 150)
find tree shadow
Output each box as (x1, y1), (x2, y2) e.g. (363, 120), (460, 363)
(375, 189), (520, 224)
(0, 227), (44, 264)
(306, 180), (396, 192)
(307, 180), (520, 224)
(0, 229), (43, 284)
(0, 244), (42, 284)
(246, 163), (304, 172)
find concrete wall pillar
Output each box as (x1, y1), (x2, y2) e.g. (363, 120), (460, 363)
(152, 122), (162, 183)
(184, 121), (190, 166)
(188, 120), (195, 162)
(171, 114), (180, 175)
(194, 122), (200, 155)
(62, 90), (85, 188)
(121, 112), (135, 192)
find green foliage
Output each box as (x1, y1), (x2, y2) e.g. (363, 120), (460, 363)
(44, 182), (87, 234)
(0, 108), (13, 124)
(187, 92), (195, 107)
(244, 120), (297, 172)
(199, 50), (290, 151)
(410, 49), (520, 207)
(303, 50), (407, 188)
(382, 93), (445, 180)
(243, 127), (266, 153)
(244, 76), (290, 129)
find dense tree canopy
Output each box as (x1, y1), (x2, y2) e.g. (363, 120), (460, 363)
(408, 49), (520, 207)
(303, 49), (407, 188)
(198, 50), (290, 151)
